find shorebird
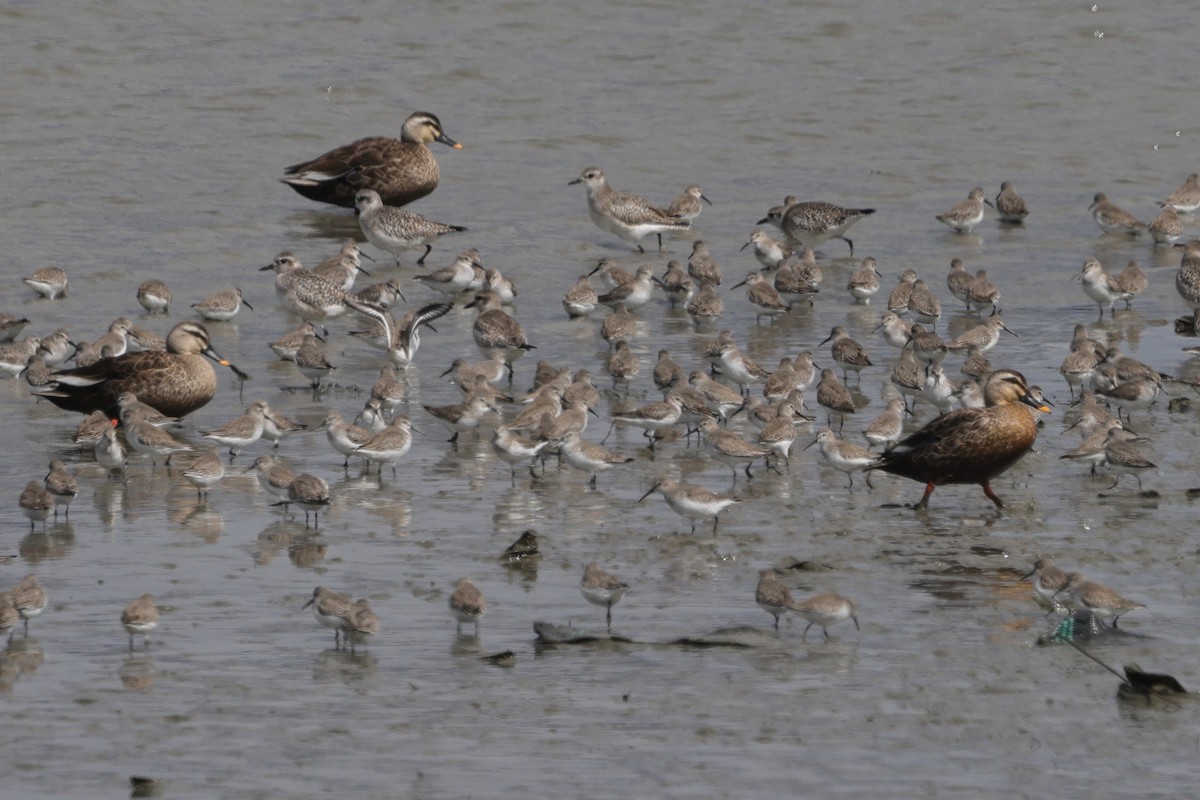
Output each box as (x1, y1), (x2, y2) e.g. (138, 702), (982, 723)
(1054, 572), (1144, 632)
(994, 181), (1029, 223)
(570, 166), (690, 252)
(1149, 207), (1183, 245)
(200, 399), (268, 459)
(936, 187), (992, 233)
(121, 594), (159, 652)
(638, 478), (740, 534)
(741, 228), (793, 271)
(732, 272), (790, 322)
(340, 598), (380, 653)
(1157, 172), (1200, 214)
(355, 188), (466, 265)
(1021, 558), (1070, 614)
(412, 249), (481, 298)
(816, 368), (855, 432)
(807, 428), (881, 489)
(466, 290), (535, 372)
(191, 286), (252, 322)
(580, 563), (629, 631)
(819, 326), (872, 384)
(449, 578), (486, 635)
(666, 184), (711, 221)
(562, 274), (599, 318)
(137, 280), (172, 314)
(302, 586), (354, 647)
(847, 256), (882, 304)
(556, 431), (636, 489)
(759, 196), (876, 256)
(1089, 192), (1146, 234)
(687, 240), (723, 287)
(344, 298), (453, 370)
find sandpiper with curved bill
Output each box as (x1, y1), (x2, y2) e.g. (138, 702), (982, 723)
(281, 110), (462, 209)
(191, 287), (252, 322)
(1157, 172), (1200, 214)
(200, 399), (268, 460)
(994, 181), (1029, 223)
(355, 189), (466, 265)
(302, 586), (354, 648)
(936, 187), (992, 233)
(137, 280), (172, 314)
(355, 417), (418, 478)
(581, 563), (629, 631)
(794, 593), (860, 641)
(19, 481), (53, 531)
(121, 594), (159, 652)
(180, 447), (226, 499)
(1089, 192), (1147, 234)
(667, 184), (712, 221)
(806, 428), (881, 489)
(570, 166), (691, 253)
(1053, 572), (1144, 633)
(466, 290), (535, 375)
(285, 473), (332, 527)
(10, 574), (48, 636)
(24, 266), (68, 299)
(340, 598), (380, 653)
(639, 478), (740, 535)
(449, 578), (486, 635)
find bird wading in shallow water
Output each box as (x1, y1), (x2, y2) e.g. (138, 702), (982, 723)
(872, 369), (1051, 510)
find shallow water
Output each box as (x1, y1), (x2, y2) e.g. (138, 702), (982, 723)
(1, 1), (1198, 798)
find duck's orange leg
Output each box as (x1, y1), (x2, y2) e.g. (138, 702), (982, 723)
(913, 482), (936, 509)
(981, 482), (1005, 509)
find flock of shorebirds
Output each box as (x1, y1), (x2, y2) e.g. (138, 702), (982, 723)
(6, 109), (1199, 651)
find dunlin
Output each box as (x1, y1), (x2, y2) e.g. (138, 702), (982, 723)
(755, 569), (797, 630)
(356, 417), (417, 477)
(600, 303), (638, 349)
(423, 394), (499, 444)
(808, 428), (880, 489)
(201, 399), (268, 459)
(994, 181), (1029, 223)
(340, 598), (380, 653)
(466, 290), (535, 370)
(287, 472), (331, 527)
(19, 481), (53, 530)
(269, 321), (323, 361)
(562, 274), (599, 318)
(491, 425), (548, 485)
(121, 594), (159, 651)
(449, 578), (486, 634)
(936, 187), (992, 233)
(557, 431), (635, 488)
(191, 287), (252, 321)
(733, 272), (790, 322)
(302, 586), (354, 647)
(137, 280), (172, 314)
(180, 446), (226, 499)
(597, 264), (656, 310)
(413, 249), (481, 298)
(847, 256), (882, 304)
(741, 228), (793, 271)
(1054, 572), (1144, 632)
(321, 410), (373, 468)
(9, 575), (47, 635)
(249, 454), (296, 504)
(1157, 172), (1200, 214)
(1089, 192), (1146, 234)
(687, 240), (723, 287)
(580, 563), (629, 631)
(638, 478), (740, 534)
(44, 459), (78, 520)
(294, 334), (336, 390)
(667, 184), (711, 221)
(1021, 558), (1070, 614)
(1149, 207), (1183, 245)
(24, 266), (68, 299)
(816, 368), (855, 431)
(794, 593), (860, 641)
(352, 188), (465, 263)
(819, 326), (873, 384)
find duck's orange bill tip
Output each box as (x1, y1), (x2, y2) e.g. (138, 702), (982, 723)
(1037, 404), (1053, 413)
(218, 359), (231, 366)
(452, 143), (464, 150)
(110, 418), (120, 427)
